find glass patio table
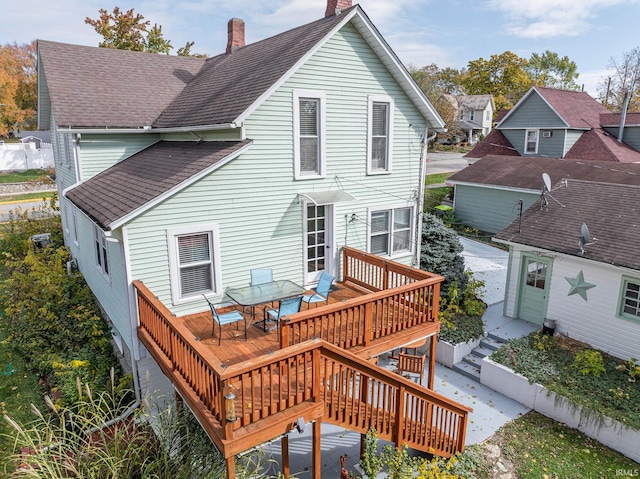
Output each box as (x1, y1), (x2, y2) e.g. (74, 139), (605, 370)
(226, 280), (306, 332)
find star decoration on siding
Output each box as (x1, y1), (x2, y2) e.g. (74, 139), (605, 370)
(565, 271), (595, 301)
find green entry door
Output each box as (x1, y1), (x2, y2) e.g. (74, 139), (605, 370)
(517, 255), (552, 325)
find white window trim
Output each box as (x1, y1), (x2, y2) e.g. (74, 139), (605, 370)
(469, 110), (475, 121)
(367, 94), (394, 175)
(366, 204), (414, 259)
(618, 275), (640, 323)
(167, 224), (223, 306)
(93, 224), (110, 280)
(293, 89), (326, 180)
(525, 129), (539, 154)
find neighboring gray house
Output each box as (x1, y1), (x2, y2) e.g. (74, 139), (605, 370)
(443, 94), (494, 144)
(494, 179), (640, 362)
(465, 86), (640, 162)
(447, 155), (640, 233)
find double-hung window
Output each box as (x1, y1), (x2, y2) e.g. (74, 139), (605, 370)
(619, 276), (640, 322)
(525, 129), (539, 154)
(368, 206), (413, 257)
(167, 225), (222, 304)
(94, 224), (109, 277)
(293, 90), (326, 179)
(367, 95), (393, 174)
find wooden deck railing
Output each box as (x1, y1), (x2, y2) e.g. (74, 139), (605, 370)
(342, 246), (439, 290)
(135, 272), (469, 459)
(320, 342), (470, 456)
(280, 247), (443, 349)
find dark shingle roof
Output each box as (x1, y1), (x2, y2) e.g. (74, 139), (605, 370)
(66, 140), (252, 228)
(600, 112), (640, 127)
(38, 40), (206, 128)
(448, 155), (640, 190)
(565, 128), (640, 163)
(495, 180), (640, 270)
(154, 10), (354, 127)
(533, 86), (610, 129)
(456, 95), (493, 110)
(463, 129), (518, 159)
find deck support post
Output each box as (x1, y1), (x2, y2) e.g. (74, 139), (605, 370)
(225, 456), (236, 479)
(281, 434), (290, 478)
(428, 335), (436, 390)
(312, 419), (322, 479)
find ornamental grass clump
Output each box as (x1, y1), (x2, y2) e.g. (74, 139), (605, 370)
(4, 375), (275, 479)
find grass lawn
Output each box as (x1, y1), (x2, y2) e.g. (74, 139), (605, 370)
(0, 326), (46, 473)
(491, 411), (639, 479)
(0, 170), (51, 184)
(425, 172), (451, 185)
(0, 192), (55, 204)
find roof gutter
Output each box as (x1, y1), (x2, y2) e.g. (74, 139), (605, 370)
(56, 123), (238, 134)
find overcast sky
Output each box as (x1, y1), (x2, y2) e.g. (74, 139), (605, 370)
(2, 0), (639, 96)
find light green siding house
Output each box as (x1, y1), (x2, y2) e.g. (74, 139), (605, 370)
(37, 3), (445, 390)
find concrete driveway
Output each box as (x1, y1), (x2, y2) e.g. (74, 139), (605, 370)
(426, 151), (470, 175)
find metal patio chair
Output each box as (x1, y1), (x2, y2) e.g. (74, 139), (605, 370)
(203, 295), (247, 345)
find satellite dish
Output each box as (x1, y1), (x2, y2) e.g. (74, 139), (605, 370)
(579, 222), (597, 255)
(542, 172), (552, 192)
(580, 223), (590, 245)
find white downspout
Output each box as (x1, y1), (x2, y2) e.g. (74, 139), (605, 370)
(414, 127), (437, 269)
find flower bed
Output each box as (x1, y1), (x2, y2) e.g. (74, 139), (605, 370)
(481, 333), (640, 463)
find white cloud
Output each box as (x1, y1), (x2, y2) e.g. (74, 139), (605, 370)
(488, 0), (633, 38)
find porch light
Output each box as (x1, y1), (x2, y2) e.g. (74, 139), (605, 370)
(225, 391), (237, 423)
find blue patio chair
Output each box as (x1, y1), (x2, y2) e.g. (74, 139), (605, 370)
(302, 272), (334, 308)
(203, 295), (247, 345)
(250, 268), (273, 285)
(265, 295), (303, 334)
(250, 267), (275, 313)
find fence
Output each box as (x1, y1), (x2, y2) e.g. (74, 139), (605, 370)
(0, 143), (54, 171)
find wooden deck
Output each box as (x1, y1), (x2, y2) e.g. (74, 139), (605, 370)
(180, 282), (369, 369)
(136, 247), (471, 479)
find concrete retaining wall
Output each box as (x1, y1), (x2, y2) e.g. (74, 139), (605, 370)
(481, 357), (640, 463)
(436, 337), (482, 368)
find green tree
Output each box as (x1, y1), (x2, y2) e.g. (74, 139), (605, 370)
(410, 64), (466, 141)
(0, 40), (37, 136)
(85, 7), (196, 56)
(462, 51), (532, 111)
(420, 213), (467, 299)
(526, 50), (580, 90)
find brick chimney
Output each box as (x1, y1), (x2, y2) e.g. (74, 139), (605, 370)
(226, 18), (245, 54)
(325, 0), (352, 17)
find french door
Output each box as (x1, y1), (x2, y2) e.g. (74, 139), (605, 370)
(303, 202), (334, 285)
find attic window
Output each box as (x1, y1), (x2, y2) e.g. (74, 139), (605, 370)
(525, 129), (539, 154)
